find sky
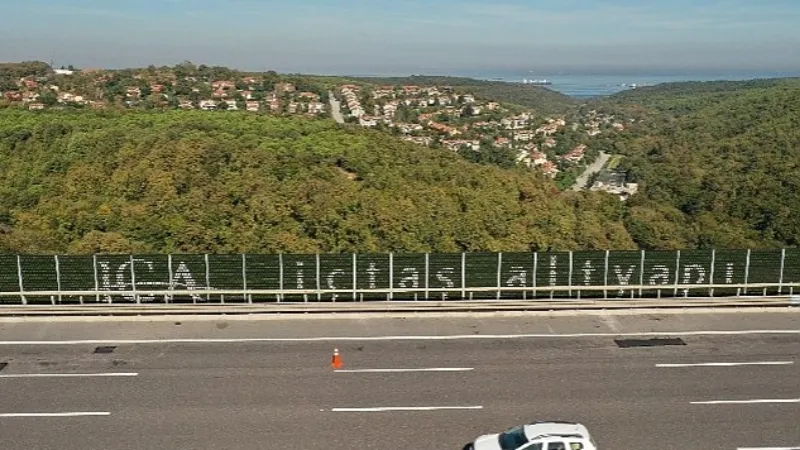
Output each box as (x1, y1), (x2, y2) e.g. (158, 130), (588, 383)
(2, 0), (800, 76)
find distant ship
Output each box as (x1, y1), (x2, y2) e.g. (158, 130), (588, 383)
(522, 78), (552, 85)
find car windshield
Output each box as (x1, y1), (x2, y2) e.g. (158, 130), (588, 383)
(498, 426), (528, 450)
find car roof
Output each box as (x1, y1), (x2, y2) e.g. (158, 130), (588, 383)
(523, 422), (590, 441)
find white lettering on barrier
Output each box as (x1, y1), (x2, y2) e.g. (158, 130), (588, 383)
(436, 268), (455, 288)
(115, 261), (132, 300)
(649, 264), (671, 285)
(398, 268), (420, 289)
(681, 263), (707, 296)
(436, 268), (455, 299)
(326, 269), (346, 300)
(105, 259), (151, 302)
(506, 266), (527, 287)
(98, 261), (112, 301)
(682, 264), (706, 284)
(296, 261), (304, 290)
(582, 261), (595, 285)
(171, 262), (201, 301)
(98, 259), (201, 302)
(86, 255), (746, 303)
(366, 263), (379, 289)
(683, 264), (706, 296)
(129, 259), (156, 302)
(614, 265), (636, 295)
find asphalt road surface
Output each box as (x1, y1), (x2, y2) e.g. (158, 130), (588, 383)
(571, 151), (611, 191)
(1, 310), (799, 450)
(329, 90), (345, 124)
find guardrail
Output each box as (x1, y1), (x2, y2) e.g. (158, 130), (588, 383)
(1, 249), (799, 306)
(1, 297), (797, 317)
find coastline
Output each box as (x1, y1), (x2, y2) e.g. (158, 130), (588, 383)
(474, 72), (800, 98)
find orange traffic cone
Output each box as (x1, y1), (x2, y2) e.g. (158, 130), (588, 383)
(331, 348), (343, 369)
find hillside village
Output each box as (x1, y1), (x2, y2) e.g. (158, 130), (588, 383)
(336, 83), (629, 179)
(1, 64), (630, 183)
(1, 67), (328, 117)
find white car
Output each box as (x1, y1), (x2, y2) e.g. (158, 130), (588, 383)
(463, 421), (597, 450)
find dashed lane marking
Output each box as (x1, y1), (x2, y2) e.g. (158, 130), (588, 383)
(657, 361), (794, 368)
(0, 372), (138, 378)
(329, 406), (483, 412)
(334, 368), (474, 373)
(0, 412), (111, 418)
(691, 398), (800, 405)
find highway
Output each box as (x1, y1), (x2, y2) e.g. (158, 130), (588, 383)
(0, 309), (799, 450)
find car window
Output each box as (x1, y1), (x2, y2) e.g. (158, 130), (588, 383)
(547, 443), (566, 450)
(498, 426), (529, 450)
(570, 443), (584, 450)
(521, 444), (542, 450)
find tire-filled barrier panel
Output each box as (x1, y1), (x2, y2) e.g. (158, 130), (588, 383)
(0, 249), (798, 304)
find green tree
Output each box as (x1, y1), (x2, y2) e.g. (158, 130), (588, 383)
(39, 91), (58, 106)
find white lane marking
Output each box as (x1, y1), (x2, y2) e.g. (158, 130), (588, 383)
(657, 361), (794, 368)
(0, 372), (138, 378)
(0, 329), (798, 345)
(691, 398), (800, 405)
(330, 406), (483, 412)
(334, 368), (474, 373)
(0, 412), (110, 418)
(738, 447), (800, 450)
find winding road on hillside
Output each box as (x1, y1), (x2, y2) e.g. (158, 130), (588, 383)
(329, 91), (345, 124)
(1, 310), (799, 450)
(571, 151), (611, 191)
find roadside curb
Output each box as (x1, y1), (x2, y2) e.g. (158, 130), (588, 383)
(0, 299), (797, 322)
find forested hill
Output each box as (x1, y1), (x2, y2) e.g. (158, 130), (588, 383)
(0, 109), (635, 254)
(351, 75), (577, 114)
(596, 77), (800, 249)
(596, 77), (797, 115)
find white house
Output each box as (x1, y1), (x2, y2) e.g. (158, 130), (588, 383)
(199, 100), (217, 110)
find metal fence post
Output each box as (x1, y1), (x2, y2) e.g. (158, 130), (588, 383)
(316, 253), (321, 301)
(54, 255), (61, 305)
(779, 248), (786, 295)
(16, 255), (26, 305)
(92, 254), (99, 304)
(532, 252), (538, 299)
(497, 252), (503, 300)
(709, 249), (716, 297)
(278, 253), (284, 302)
(129, 255), (139, 304)
(743, 249), (751, 295)
(242, 253), (250, 303)
(461, 252), (466, 300)
(167, 254), (173, 303)
(389, 252), (394, 301)
(424, 253), (430, 300)
(352, 253), (357, 301)
(603, 250), (609, 299)
(672, 250), (681, 298)
(567, 251), (573, 298)
(204, 254), (210, 304)
(638, 250), (645, 298)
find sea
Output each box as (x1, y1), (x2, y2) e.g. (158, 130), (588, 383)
(446, 71), (800, 99)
